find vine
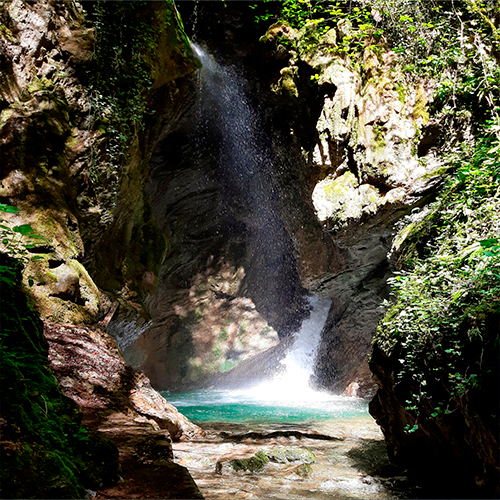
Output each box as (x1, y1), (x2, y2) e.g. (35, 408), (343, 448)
(87, 1), (170, 192)
(0, 204), (45, 287)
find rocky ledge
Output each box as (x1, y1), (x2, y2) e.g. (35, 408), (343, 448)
(44, 321), (203, 440)
(44, 320), (204, 498)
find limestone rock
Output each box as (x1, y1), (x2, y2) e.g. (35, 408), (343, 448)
(255, 21), (448, 395)
(89, 412), (204, 499)
(44, 321), (203, 441)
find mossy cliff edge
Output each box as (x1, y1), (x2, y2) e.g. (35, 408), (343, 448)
(0, 1), (201, 497)
(0, 255), (119, 498)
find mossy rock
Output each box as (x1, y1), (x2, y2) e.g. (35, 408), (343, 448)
(294, 463), (313, 477)
(0, 254), (119, 498)
(265, 447), (317, 464)
(216, 450), (270, 474)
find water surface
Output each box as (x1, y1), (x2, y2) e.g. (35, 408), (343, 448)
(163, 388), (368, 424)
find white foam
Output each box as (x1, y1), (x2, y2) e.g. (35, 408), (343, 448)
(233, 296), (332, 403)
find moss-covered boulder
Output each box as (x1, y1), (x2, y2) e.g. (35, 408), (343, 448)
(265, 447), (316, 464)
(216, 450), (270, 474)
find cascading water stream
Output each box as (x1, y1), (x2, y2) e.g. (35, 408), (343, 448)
(240, 296), (332, 402)
(192, 43), (269, 215)
(164, 46), (368, 424)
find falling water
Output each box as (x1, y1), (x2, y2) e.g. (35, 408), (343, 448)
(192, 42), (269, 211)
(164, 46), (367, 423)
(241, 296), (332, 402)
(164, 295), (363, 424)
(192, 43), (307, 329)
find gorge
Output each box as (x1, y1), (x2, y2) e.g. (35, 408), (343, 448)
(0, 0), (499, 499)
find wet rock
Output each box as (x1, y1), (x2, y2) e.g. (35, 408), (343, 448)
(265, 447), (316, 464)
(133, 259), (282, 390)
(216, 450), (270, 474)
(219, 429), (341, 442)
(293, 463), (313, 477)
(171, 417), (413, 499)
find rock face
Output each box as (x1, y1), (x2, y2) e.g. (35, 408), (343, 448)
(370, 341), (500, 498)
(126, 2), (444, 395)
(0, 0), (196, 323)
(1, 1), (203, 496)
(258, 22), (443, 396)
(0, 0), (447, 399)
(2, 0), (439, 399)
(124, 38), (310, 389)
(0, 255), (120, 499)
(44, 321), (203, 441)
(128, 258), (282, 390)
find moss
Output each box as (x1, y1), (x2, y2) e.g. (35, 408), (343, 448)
(0, 107), (15, 129)
(220, 359), (237, 373)
(0, 23), (16, 42)
(395, 81), (406, 105)
(229, 451), (270, 473)
(372, 123), (386, 150)
(323, 171), (358, 198)
(295, 463), (313, 476)
(391, 205), (439, 268)
(27, 77), (54, 94)
(266, 447), (317, 464)
(279, 67), (299, 97)
(413, 82), (429, 124)
(0, 254), (119, 498)
(419, 165), (451, 180)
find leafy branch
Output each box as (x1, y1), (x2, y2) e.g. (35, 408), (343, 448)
(0, 204), (45, 287)
(375, 121), (500, 432)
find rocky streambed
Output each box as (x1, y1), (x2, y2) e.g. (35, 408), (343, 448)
(172, 416), (421, 500)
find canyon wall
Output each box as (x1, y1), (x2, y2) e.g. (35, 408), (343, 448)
(127, 2), (444, 394)
(0, 1), (203, 496)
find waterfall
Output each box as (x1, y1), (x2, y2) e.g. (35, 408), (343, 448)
(192, 43), (269, 216)
(192, 43), (308, 333)
(192, 44), (329, 400)
(241, 296), (332, 402)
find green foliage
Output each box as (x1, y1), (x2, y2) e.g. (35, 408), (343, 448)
(254, 0), (499, 119)
(0, 204), (45, 287)
(88, 1), (166, 188)
(371, 0), (499, 119)
(375, 122), (500, 432)
(253, 0), (383, 60)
